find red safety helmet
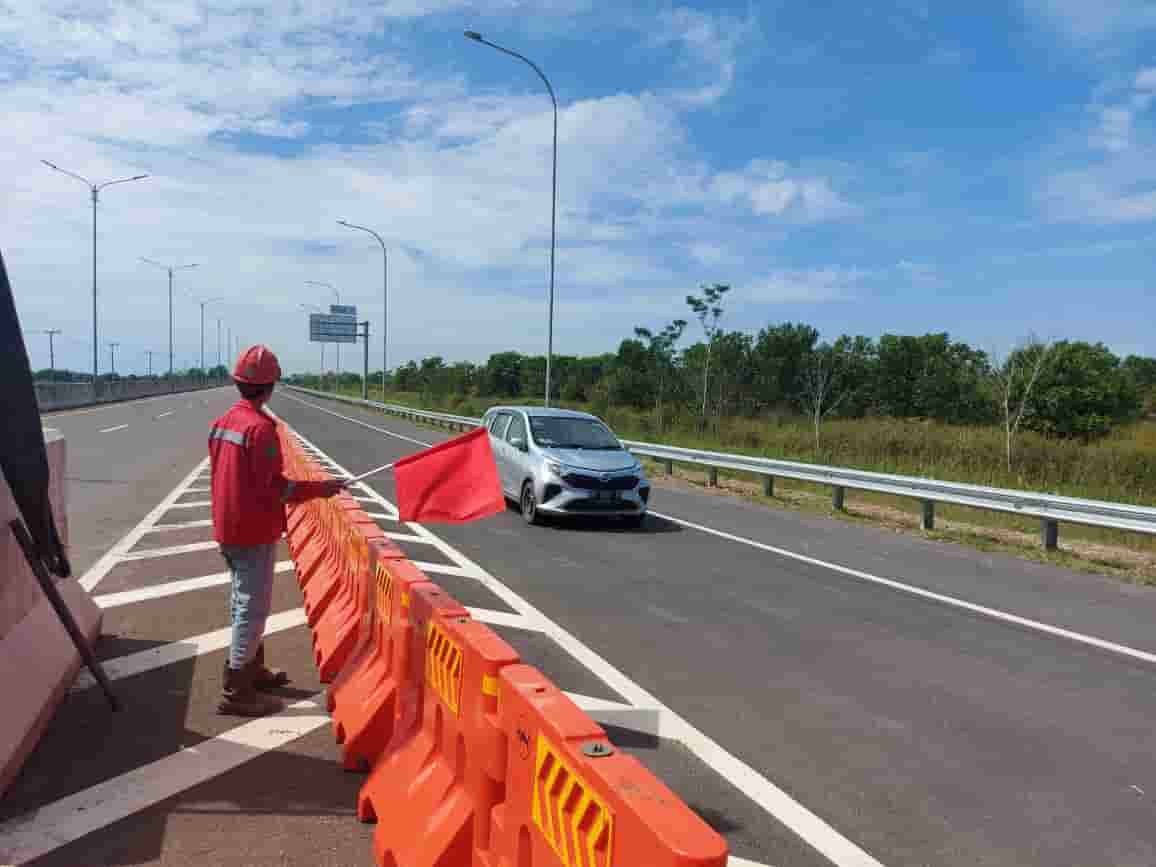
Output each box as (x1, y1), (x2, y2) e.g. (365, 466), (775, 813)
(233, 345), (282, 385)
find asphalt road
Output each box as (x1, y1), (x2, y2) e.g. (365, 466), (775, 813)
(41, 387), (236, 574)
(271, 389), (1156, 867)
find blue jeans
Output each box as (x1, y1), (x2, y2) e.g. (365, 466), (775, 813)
(219, 542), (277, 671)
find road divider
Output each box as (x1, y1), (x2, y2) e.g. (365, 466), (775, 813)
(275, 423), (731, 867)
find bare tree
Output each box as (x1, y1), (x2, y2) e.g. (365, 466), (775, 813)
(686, 284), (730, 430)
(989, 336), (1052, 472)
(800, 345), (851, 453)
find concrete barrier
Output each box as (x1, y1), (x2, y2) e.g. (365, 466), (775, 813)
(36, 377), (229, 412)
(0, 428), (101, 796)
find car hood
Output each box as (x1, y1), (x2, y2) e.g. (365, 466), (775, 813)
(543, 447), (637, 472)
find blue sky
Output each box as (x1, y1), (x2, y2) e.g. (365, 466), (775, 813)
(2, 0), (1154, 377)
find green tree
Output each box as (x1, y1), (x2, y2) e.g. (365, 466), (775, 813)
(750, 322), (819, 410)
(1025, 341), (1142, 438)
(686, 283), (731, 428)
(483, 351), (523, 396)
(634, 319), (687, 431)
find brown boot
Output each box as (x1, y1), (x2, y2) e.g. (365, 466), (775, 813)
(253, 643), (290, 691)
(218, 662), (283, 717)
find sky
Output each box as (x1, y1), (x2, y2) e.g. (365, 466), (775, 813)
(2, 0), (1155, 378)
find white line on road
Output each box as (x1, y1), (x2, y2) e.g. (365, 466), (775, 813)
(0, 699), (328, 866)
(71, 609), (307, 690)
(94, 562), (295, 609)
(165, 499), (212, 509)
(274, 408), (885, 867)
(412, 560), (487, 579)
(466, 606), (536, 630)
(156, 410), (175, 419)
(79, 459), (210, 593)
(119, 540), (220, 561)
(145, 518), (214, 532)
(183, 486), (210, 493)
(383, 531), (433, 544)
(278, 391), (431, 448)
(99, 424), (129, 433)
(651, 510), (1156, 669)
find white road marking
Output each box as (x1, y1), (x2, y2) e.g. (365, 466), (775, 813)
(94, 562), (295, 609)
(99, 424), (129, 433)
(119, 540), (220, 561)
(412, 560), (487, 579)
(79, 459), (210, 592)
(466, 607), (536, 630)
(275, 409), (886, 867)
(156, 410), (175, 419)
(183, 486), (210, 493)
(278, 391), (431, 448)
(651, 510), (1156, 669)
(145, 518), (214, 532)
(382, 531), (433, 544)
(0, 700), (328, 866)
(41, 389), (224, 419)
(165, 499), (212, 509)
(71, 609), (306, 691)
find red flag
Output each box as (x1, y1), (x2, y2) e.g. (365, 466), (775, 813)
(393, 427), (505, 524)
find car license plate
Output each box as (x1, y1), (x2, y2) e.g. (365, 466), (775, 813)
(596, 490), (621, 502)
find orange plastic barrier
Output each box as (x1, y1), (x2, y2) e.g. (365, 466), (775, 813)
(358, 583), (520, 867)
(480, 664), (729, 867)
(328, 555), (439, 771)
(274, 424), (730, 867)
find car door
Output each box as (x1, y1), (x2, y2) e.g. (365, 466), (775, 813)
(503, 412), (529, 493)
(487, 412), (514, 495)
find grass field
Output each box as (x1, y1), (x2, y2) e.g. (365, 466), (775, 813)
(321, 383), (1156, 579)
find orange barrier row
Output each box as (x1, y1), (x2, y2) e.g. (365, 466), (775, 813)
(276, 425), (730, 867)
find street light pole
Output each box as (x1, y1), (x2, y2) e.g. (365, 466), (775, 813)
(464, 31), (558, 407)
(216, 317), (222, 368)
(41, 161), (149, 390)
(108, 342), (119, 376)
(42, 329), (61, 382)
(146, 350), (155, 378)
(140, 258), (198, 382)
(337, 220), (388, 398)
(194, 297), (223, 380)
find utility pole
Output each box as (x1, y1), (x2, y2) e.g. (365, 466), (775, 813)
(42, 329), (61, 381)
(108, 342), (119, 376)
(359, 321), (371, 400)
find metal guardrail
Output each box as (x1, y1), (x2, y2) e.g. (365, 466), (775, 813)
(287, 385), (1156, 548)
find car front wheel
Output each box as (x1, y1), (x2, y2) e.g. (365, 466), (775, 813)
(521, 482), (543, 525)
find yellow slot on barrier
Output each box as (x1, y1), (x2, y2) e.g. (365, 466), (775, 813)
(425, 620), (463, 715)
(532, 735), (614, 867)
(375, 561), (393, 624)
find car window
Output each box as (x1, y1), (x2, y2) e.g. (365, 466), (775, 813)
(505, 413), (526, 444)
(489, 413), (512, 439)
(529, 416), (620, 449)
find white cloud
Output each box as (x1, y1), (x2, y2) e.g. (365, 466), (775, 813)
(1, 0), (860, 375)
(1024, 0), (1156, 43)
(647, 6), (754, 107)
(744, 266), (868, 304)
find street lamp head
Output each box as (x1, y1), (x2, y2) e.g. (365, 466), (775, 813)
(130, 174), (149, 181)
(464, 30), (483, 41)
(337, 219), (351, 227)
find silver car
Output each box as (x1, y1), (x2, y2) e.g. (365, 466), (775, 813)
(481, 406), (651, 527)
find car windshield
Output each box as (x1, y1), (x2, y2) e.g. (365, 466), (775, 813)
(529, 417), (621, 450)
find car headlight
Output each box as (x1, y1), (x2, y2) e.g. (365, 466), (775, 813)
(546, 461), (568, 477)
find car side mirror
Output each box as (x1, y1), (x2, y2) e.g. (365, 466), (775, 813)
(509, 436), (527, 451)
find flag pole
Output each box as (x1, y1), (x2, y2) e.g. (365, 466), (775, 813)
(346, 461), (395, 484)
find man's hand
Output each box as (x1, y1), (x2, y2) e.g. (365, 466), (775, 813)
(319, 479), (347, 498)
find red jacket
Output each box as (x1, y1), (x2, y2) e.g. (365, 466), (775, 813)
(208, 400), (324, 545)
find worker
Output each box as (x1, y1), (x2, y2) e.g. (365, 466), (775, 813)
(209, 345), (344, 716)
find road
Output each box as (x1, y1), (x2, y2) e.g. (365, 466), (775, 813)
(3, 386), (1155, 866)
(272, 390), (1156, 867)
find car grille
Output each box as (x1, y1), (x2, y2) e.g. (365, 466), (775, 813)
(562, 499), (640, 512)
(562, 472), (639, 491)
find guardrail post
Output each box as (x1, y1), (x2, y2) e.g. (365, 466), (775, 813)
(832, 486), (845, 511)
(707, 467), (718, 487)
(921, 500), (935, 531)
(1040, 519), (1059, 551)
(762, 475), (774, 497)
(663, 459), (673, 476)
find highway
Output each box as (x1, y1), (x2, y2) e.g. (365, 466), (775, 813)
(3, 386), (1155, 866)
